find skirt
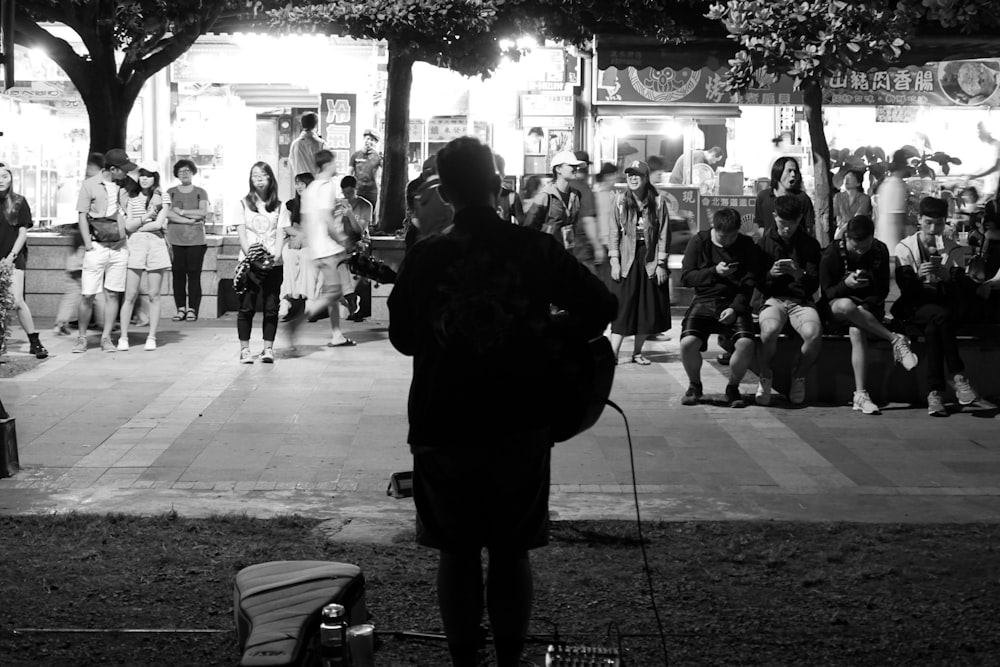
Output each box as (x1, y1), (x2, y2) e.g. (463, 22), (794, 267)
(611, 258), (671, 336)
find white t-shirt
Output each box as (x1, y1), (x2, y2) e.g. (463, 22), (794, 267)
(235, 195), (286, 258)
(302, 177), (347, 260)
(876, 175), (908, 253)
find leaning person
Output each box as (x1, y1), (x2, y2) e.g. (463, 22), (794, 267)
(679, 208), (760, 408)
(893, 196), (979, 415)
(820, 214), (918, 415)
(0, 161), (48, 358)
(754, 195), (823, 406)
(388, 137), (616, 667)
(608, 160), (670, 365)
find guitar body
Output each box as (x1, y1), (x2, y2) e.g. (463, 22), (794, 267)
(549, 332), (617, 443)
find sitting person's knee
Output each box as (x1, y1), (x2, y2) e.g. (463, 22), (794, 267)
(830, 298), (855, 318)
(733, 336), (755, 352)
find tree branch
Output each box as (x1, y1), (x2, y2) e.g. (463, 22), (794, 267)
(11, 14), (92, 93)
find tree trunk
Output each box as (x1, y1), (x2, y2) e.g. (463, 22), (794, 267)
(379, 42), (415, 233)
(83, 84), (139, 155)
(803, 80), (833, 247)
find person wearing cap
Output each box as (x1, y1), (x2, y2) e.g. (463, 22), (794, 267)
(608, 160), (671, 365)
(117, 160), (171, 352)
(523, 151), (584, 254)
(569, 150), (605, 270)
(893, 196), (980, 416)
(875, 148), (914, 252)
(350, 129), (383, 217)
(288, 112), (326, 185)
(0, 161), (48, 359)
(73, 148), (135, 354)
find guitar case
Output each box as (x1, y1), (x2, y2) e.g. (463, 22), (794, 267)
(234, 560), (367, 667)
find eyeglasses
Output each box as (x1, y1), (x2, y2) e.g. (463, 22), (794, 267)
(177, 169), (193, 175)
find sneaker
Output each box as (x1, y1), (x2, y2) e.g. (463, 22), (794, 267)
(260, 347), (275, 363)
(239, 347), (253, 364)
(116, 337), (130, 351)
(852, 390), (880, 415)
(29, 340), (49, 359)
(953, 374), (978, 406)
(101, 337), (116, 353)
(144, 337), (156, 351)
(52, 323), (72, 336)
(725, 384), (746, 409)
(789, 377), (807, 405)
(927, 390), (947, 417)
(891, 334), (919, 371)
(681, 383), (703, 406)
(755, 375), (773, 406)
(72, 336), (87, 354)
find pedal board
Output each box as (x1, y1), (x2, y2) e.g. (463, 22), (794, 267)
(545, 643), (621, 666)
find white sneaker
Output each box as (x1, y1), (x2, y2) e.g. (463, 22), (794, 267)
(927, 390), (947, 416)
(755, 376), (773, 406)
(852, 390), (880, 415)
(953, 374), (978, 405)
(789, 377), (807, 405)
(144, 337), (156, 351)
(116, 338), (130, 351)
(239, 347), (253, 364)
(891, 334), (919, 371)
(260, 347), (275, 363)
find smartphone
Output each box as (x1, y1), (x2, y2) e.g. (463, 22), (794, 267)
(727, 261), (740, 270)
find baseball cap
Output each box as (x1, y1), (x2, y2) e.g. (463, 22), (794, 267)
(363, 129), (380, 142)
(551, 151), (584, 169)
(137, 160), (160, 174)
(574, 150), (591, 165)
(624, 160), (651, 177)
(104, 148), (137, 172)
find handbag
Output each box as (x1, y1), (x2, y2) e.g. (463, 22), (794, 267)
(87, 215), (122, 243)
(967, 239), (990, 284)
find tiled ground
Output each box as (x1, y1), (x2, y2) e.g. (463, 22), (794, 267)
(1, 318), (998, 521)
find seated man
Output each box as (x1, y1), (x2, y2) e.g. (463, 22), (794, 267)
(820, 214), (918, 415)
(755, 195), (823, 405)
(893, 196), (979, 416)
(680, 208), (760, 408)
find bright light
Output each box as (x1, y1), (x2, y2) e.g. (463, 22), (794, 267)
(662, 120), (683, 138)
(516, 36), (537, 50)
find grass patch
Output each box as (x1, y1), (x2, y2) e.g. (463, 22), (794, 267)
(0, 514), (998, 665)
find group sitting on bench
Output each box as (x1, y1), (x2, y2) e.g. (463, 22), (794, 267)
(679, 195), (1000, 415)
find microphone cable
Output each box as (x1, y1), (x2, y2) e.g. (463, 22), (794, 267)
(603, 398), (669, 667)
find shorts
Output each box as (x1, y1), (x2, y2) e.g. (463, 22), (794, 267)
(313, 252), (354, 299)
(825, 297), (884, 326)
(126, 232), (171, 271)
(81, 244), (128, 295)
(412, 435), (552, 554)
(758, 297), (822, 335)
(681, 298), (755, 352)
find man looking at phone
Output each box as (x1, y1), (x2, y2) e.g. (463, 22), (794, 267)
(820, 214), (918, 415)
(679, 208), (760, 408)
(754, 195), (823, 405)
(893, 196), (980, 415)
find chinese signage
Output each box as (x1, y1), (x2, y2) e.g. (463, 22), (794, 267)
(699, 195), (758, 238)
(595, 66), (802, 106)
(520, 93), (575, 117)
(875, 106), (919, 123)
(319, 93), (356, 175)
(824, 60), (1000, 107)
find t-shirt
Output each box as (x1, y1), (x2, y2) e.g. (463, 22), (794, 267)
(0, 193), (33, 269)
(289, 131), (325, 179)
(350, 149), (382, 192)
(302, 178), (347, 260)
(669, 150), (707, 184)
(875, 175), (908, 252)
(235, 195), (286, 259)
(125, 190), (169, 238)
(166, 185), (209, 246)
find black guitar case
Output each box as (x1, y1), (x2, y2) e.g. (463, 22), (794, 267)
(234, 560), (367, 667)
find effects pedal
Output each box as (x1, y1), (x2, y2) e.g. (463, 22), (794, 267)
(545, 643), (621, 666)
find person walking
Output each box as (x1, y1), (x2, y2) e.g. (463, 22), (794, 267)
(117, 161), (170, 351)
(278, 172), (314, 323)
(388, 137), (616, 667)
(0, 161), (48, 359)
(166, 159), (210, 322)
(234, 162), (287, 363)
(523, 151), (583, 251)
(608, 160), (670, 365)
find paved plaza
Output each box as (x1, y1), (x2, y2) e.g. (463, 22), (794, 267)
(1, 316), (999, 524)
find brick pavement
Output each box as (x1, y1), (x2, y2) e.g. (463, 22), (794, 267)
(1, 317), (999, 522)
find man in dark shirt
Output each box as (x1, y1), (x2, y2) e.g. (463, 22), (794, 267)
(820, 214), (918, 415)
(755, 195), (823, 406)
(388, 137), (616, 667)
(349, 129), (383, 212)
(679, 208), (760, 408)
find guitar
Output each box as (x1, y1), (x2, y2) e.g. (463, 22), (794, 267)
(547, 313), (617, 443)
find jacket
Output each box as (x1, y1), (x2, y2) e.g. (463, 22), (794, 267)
(523, 182), (581, 249)
(893, 232), (966, 312)
(756, 224), (821, 301)
(608, 189), (669, 279)
(681, 230), (759, 314)
(819, 237), (891, 312)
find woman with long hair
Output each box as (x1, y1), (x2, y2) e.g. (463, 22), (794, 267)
(0, 162), (47, 358)
(118, 161), (170, 351)
(754, 156), (818, 240)
(279, 172), (314, 322)
(166, 159), (210, 322)
(833, 169), (872, 240)
(234, 161), (286, 364)
(608, 160), (670, 364)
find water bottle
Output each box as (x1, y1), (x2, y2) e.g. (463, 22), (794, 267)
(319, 603), (347, 667)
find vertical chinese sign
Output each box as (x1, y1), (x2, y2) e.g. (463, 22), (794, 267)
(320, 93), (357, 175)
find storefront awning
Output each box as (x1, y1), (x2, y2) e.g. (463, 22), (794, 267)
(595, 104), (740, 119)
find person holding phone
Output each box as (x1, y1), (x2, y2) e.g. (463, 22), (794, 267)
(754, 195), (823, 406)
(820, 215), (918, 415)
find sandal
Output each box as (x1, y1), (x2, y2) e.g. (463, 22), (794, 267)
(327, 338), (357, 347)
(632, 354), (652, 365)
(187, 309), (198, 322)
(172, 308), (188, 322)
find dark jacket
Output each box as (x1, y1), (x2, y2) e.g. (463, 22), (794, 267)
(681, 230), (759, 314)
(388, 206), (617, 448)
(757, 225), (821, 301)
(819, 237), (891, 312)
